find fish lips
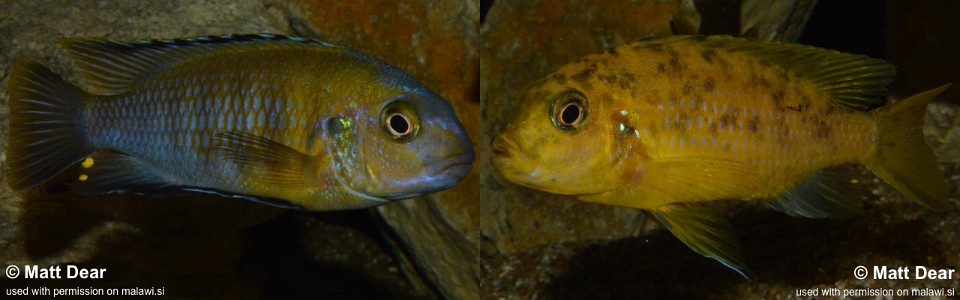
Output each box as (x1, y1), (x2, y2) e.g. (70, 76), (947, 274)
(491, 136), (566, 194)
(422, 151), (474, 188)
(424, 152), (475, 191)
(374, 152), (475, 201)
(428, 152), (475, 177)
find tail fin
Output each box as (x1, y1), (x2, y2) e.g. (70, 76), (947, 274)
(6, 58), (95, 190)
(866, 84), (952, 210)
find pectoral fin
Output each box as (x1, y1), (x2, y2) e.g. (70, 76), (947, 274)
(211, 132), (314, 186)
(652, 203), (750, 279)
(647, 156), (762, 203)
(579, 156), (761, 209)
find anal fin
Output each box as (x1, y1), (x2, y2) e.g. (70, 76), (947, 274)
(768, 165), (866, 219)
(652, 203), (750, 279)
(72, 149), (307, 211)
(72, 151), (180, 195)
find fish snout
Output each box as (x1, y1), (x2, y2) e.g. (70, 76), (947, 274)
(491, 135), (527, 180)
(491, 136), (548, 191)
(424, 126), (474, 178)
(491, 136), (515, 159)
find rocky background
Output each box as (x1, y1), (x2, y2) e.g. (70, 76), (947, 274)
(481, 0), (960, 299)
(0, 1), (478, 299)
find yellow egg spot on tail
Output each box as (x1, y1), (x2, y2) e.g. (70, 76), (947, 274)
(78, 174), (89, 181)
(82, 157), (94, 168)
(850, 179), (859, 184)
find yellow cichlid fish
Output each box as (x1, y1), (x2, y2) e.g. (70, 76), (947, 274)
(492, 35), (950, 277)
(6, 34), (474, 210)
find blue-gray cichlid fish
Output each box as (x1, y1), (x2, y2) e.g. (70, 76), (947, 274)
(6, 34), (475, 210)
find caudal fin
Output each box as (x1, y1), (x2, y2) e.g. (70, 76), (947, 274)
(6, 58), (95, 190)
(866, 84), (952, 210)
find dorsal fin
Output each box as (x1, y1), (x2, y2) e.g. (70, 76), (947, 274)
(58, 34), (339, 95)
(638, 35), (896, 110)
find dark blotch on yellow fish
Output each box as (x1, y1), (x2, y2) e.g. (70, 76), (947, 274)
(492, 35), (951, 278)
(6, 34), (474, 211)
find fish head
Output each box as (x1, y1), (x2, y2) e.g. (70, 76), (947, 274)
(492, 64), (642, 196)
(327, 82), (474, 203)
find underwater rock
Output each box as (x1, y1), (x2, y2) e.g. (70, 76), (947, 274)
(739, 0), (817, 41)
(885, 0), (960, 100)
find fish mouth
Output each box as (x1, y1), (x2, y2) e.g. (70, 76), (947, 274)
(491, 137), (577, 195)
(491, 136), (517, 159)
(358, 153), (475, 202)
(491, 136), (526, 179)
(491, 136), (532, 184)
(375, 154), (473, 201)
(427, 152), (475, 177)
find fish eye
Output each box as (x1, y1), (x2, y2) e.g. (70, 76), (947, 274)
(552, 91), (587, 131)
(381, 100), (419, 142)
(559, 103), (581, 125)
(387, 113), (412, 136)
